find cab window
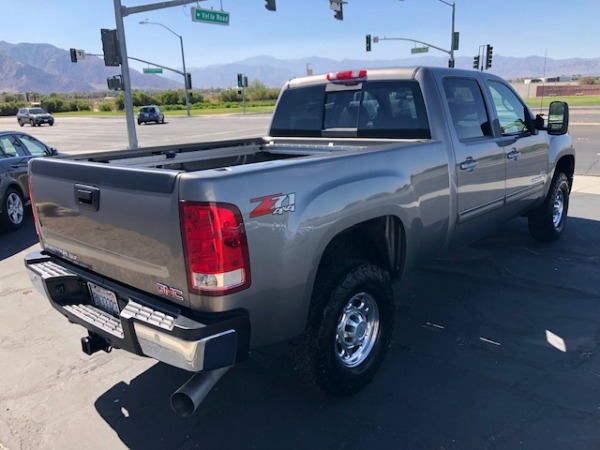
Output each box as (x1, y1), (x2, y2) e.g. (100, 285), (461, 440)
(443, 77), (492, 141)
(487, 81), (531, 136)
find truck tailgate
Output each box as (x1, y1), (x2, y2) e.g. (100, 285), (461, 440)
(29, 157), (190, 308)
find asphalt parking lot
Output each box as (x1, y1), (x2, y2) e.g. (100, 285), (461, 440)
(1, 114), (600, 449)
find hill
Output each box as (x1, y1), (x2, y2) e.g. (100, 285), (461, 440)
(1, 41), (599, 93)
(0, 41), (181, 93)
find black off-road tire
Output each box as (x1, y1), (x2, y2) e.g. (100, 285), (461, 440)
(1, 187), (25, 231)
(528, 172), (570, 242)
(290, 259), (395, 396)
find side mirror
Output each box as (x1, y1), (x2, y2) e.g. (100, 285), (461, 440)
(547, 101), (569, 135)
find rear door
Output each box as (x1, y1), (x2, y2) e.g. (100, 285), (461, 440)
(442, 76), (505, 222)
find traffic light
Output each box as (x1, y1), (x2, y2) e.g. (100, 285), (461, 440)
(265, 0), (276, 11)
(485, 45), (493, 69)
(330, 0), (343, 20)
(107, 75), (123, 91)
(366, 34), (371, 52)
(243, 76), (248, 88)
(101, 28), (120, 67)
(237, 73), (243, 88)
(186, 73), (192, 90)
(473, 55), (480, 70)
(448, 59), (455, 68)
(70, 48), (77, 63)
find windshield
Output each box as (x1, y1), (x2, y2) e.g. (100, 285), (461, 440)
(29, 108), (47, 114)
(270, 80), (430, 139)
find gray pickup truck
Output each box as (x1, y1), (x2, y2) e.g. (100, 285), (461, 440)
(25, 67), (574, 416)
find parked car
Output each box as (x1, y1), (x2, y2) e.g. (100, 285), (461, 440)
(16, 107), (55, 127)
(0, 131), (58, 230)
(137, 105), (165, 125)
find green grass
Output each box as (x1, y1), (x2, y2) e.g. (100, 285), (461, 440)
(525, 95), (600, 109)
(52, 104), (275, 117)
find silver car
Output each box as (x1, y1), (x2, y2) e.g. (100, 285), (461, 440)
(17, 107), (55, 127)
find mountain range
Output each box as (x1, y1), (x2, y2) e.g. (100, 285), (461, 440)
(1, 41), (599, 94)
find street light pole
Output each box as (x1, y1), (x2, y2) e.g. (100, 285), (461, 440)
(139, 20), (191, 117)
(435, 0), (456, 67)
(398, 0), (456, 67)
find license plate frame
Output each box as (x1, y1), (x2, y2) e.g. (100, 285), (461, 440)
(88, 282), (119, 316)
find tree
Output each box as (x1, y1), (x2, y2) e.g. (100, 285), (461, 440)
(159, 90), (180, 106)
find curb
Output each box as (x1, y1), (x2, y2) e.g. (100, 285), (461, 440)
(573, 175), (600, 195)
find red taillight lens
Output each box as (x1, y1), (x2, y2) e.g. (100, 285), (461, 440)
(180, 201), (251, 296)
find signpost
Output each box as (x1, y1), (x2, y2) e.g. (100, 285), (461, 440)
(76, 49), (86, 60)
(143, 67), (163, 74)
(411, 47), (429, 54)
(191, 7), (230, 25)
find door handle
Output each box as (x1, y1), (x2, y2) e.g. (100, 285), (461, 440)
(507, 148), (521, 160)
(460, 157), (479, 172)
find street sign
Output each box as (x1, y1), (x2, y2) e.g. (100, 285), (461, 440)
(191, 7), (230, 26)
(411, 47), (429, 54)
(76, 49), (85, 60)
(143, 68), (163, 74)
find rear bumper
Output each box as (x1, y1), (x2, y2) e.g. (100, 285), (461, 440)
(24, 250), (250, 372)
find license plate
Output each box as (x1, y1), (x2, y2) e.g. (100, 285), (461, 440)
(88, 282), (119, 315)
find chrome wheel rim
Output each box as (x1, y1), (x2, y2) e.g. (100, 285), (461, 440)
(7, 192), (24, 226)
(552, 189), (564, 228)
(335, 292), (380, 368)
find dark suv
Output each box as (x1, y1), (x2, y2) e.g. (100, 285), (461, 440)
(137, 105), (165, 125)
(0, 132), (58, 230)
(17, 107), (55, 127)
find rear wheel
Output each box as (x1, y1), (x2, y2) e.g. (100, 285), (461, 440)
(528, 172), (570, 242)
(1, 188), (25, 231)
(290, 259), (395, 396)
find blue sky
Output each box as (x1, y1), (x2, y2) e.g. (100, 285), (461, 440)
(2, 0), (599, 73)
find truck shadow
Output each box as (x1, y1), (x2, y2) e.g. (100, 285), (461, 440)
(0, 211), (38, 260)
(95, 215), (600, 449)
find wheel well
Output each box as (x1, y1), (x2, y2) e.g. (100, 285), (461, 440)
(555, 155), (575, 189)
(319, 216), (405, 281)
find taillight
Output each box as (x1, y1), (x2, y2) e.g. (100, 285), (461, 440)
(326, 69), (367, 83)
(180, 201), (251, 296)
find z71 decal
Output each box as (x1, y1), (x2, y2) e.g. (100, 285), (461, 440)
(250, 193), (296, 218)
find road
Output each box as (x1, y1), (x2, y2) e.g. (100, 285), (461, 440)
(1, 111), (600, 449)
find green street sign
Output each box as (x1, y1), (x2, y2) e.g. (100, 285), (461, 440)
(192, 7), (230, 26)
(411, 47), (429, 54)
(143, 68), (163, 74)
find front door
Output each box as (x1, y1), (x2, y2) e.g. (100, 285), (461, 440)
(486, 80), (548, 205)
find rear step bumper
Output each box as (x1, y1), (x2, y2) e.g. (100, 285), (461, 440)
(24, 250), (250, 373)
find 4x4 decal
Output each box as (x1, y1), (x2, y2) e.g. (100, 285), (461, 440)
(250, 193), (296, 218)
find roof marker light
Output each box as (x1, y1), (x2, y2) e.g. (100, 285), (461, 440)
(326, 69), (368, 83)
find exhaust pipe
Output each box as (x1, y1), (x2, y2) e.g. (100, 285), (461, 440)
(171, 366), (231, 418)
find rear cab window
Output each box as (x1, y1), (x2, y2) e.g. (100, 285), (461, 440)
(443, 77), (493, 141)
(270, 80), (430, 139)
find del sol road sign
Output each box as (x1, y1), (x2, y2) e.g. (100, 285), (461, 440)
(191, 7), (230, 26)
(143, 68), (163, 74)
